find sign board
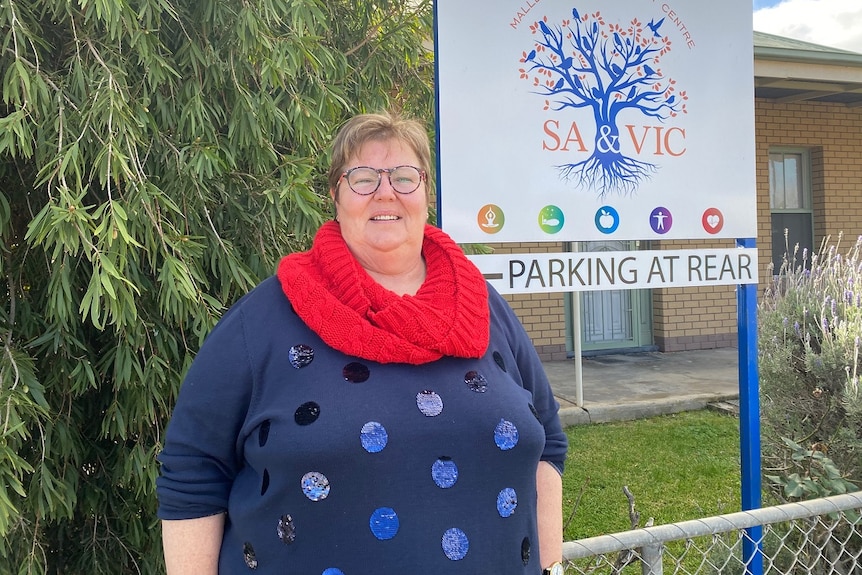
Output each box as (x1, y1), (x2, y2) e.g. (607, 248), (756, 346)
(470, 247), (758, 294)
(435, 0), (756, 243)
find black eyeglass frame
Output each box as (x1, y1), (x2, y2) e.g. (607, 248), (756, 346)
(338, 165), (427, 196)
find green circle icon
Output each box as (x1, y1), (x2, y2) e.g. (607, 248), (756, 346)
(538, 205), (565, 234)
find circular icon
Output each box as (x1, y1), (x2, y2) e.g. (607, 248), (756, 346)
(477, 204), (505, 234)
(649, 207), (673, 235)
(538, 205), (564, 234)
(594, 206), (620, 234)
(702, 208), (724, 234)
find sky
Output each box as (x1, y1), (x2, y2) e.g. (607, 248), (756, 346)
(752, 0), (862, 53)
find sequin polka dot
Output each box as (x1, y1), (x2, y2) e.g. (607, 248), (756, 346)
(442, 528), (469, 561)
(258, 420), (271, 447)
(343, 362), (370, 383)
(294, 402), (321, 426)
(301, 471), (330, 501)
(288, 344), (314, 368)
(322, 569), (344, 575)
(529, 403), (541, 422)
(493, 351), (507, 372)
(494, 419), (519, 450)
(416, 390), (443, 417)
(260, 469), (270, 496)
(277, 514), (296, 544)
(432, 457), (458, 489)
(521, 537), (531, 565)
(369, 507), (400, 540)
(497, 487), (518, 517)
(464, 371), (488, 393)
(360, 421), (388, 453)
(243, 542), (258, 569)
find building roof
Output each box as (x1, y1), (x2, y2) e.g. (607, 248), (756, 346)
(754, 31), (862, 106)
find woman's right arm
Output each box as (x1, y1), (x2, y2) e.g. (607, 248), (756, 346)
(162, 514), (225, 574)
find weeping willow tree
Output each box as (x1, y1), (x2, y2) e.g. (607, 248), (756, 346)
(0, 1), (434, 571)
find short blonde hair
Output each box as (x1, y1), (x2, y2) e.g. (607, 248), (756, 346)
(328, 111), (433, 199)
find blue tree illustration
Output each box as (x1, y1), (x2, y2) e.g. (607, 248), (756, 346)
(518, 9), (688, 197)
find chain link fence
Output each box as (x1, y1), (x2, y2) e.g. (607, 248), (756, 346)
(562, 491), (862, 574)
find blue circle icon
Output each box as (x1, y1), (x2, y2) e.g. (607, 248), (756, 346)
(649, 207), (673, 234)
(595, 206), (619, 234)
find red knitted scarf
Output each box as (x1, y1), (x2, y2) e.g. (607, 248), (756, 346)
(277, 221), (490, 365)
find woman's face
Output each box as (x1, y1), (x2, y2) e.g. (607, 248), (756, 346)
(331, 138), (428, 267)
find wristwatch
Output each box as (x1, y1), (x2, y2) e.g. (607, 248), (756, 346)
(542, 562), (565, 575)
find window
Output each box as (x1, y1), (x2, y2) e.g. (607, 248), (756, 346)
(769, 149), (813, 273)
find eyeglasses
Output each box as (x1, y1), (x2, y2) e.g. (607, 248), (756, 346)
(339, 165), (426, 196)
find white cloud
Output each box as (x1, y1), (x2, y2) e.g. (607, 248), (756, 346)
(753, 0), (862, 54)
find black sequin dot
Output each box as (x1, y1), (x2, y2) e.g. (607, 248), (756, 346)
(528, 403), (541, 422)
(261, 469), (270, 496)
(464, 371), (488, 393)
(288, 344), (314, 369)
(343, 362), (370, 383)
(243, 542), (258, 569)
(258, 420), (271, 447)
(493, 351), (507, 372)
(278, 514), (296, 544)
(521, 537), (531, 565)
(294, 402), (321, 426)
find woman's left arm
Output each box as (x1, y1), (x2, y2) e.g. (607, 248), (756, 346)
(536, 460), (564, 568)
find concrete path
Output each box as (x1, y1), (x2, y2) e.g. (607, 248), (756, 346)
(543, 347), (741, 427)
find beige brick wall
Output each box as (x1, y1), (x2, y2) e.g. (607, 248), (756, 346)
(476, 98), (862, 359)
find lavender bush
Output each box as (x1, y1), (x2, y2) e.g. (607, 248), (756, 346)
(759, 234), (861, 501)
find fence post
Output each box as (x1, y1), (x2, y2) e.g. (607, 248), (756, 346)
(640, 544), (663, 575)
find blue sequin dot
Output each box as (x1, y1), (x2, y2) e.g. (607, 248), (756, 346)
(300, 471), (330, 501)
(494, 419), (519, 450)
(416, 390), (444, 417)
(288, 344), (314, 369)
(464, 370), (488, 393)
(432, 457), (459, 489)
(369, 507), (400, 540)
(322, 569), (344, 575)
(360, 421), (388, 453)
(497, 487), (518, 517)
(442, 528), (469, 561)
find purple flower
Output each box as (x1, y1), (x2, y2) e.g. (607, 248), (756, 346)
(821, 316), (829, 332)
(794, 321), (801, 337)
(846, 290), (854, 304)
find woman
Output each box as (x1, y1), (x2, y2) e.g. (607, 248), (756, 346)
(157, 112), (568, 574)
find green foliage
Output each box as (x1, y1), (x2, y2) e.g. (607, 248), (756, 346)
(759, 234), (862, 504)
(0, 0), (434, 572)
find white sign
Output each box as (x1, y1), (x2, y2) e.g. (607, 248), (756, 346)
(469, 248), (758, 294)
(436, 0), (756, 243)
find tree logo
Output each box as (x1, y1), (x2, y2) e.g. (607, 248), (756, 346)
(519, 8), (688, 198)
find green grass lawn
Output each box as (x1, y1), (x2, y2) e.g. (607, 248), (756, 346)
(562, 409), (742, 541)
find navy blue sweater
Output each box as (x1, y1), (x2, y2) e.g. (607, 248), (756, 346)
(157, 277), (567, 574)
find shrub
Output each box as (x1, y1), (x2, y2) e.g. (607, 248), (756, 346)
(759, 234), (862, 502)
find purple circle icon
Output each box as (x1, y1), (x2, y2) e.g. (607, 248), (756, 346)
(649, 207), (673, 234)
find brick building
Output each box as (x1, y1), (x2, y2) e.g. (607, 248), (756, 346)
(498, 32), (862, 360)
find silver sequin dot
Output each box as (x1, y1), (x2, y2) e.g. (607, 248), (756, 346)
(288, 344), (314, 369)
(497, 487), (518, 517)
(432, 457), (459, 489)
(301, 471), (330, 501)
(242, 542), (258, 569)
(277, 514), (296, 544)
(416, 390), (443, 417)
(369, 507), (400, 540)
(464, 370), (488, 393)
(360, 421), (388, 453)
(343, 362), (370, 383)
(494, 419), (519, 450)
(442, 528), (469, 561)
